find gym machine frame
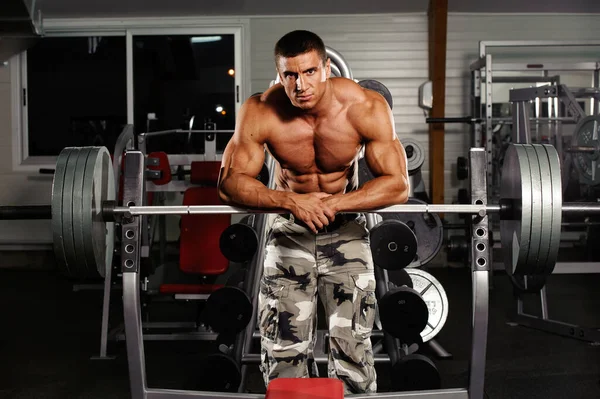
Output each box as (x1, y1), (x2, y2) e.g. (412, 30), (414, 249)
(506, 86), (600, 344)
(468, 40), (600, 272)
(117, 148), (492, 399)
(96, 124), (240, 359)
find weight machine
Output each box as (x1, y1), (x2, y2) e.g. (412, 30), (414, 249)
(116, 147), (491, 399)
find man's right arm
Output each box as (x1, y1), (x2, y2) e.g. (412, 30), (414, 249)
(218, 98), (291, 211)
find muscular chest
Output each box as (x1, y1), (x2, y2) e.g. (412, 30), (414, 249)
(268, 118), (361, 173)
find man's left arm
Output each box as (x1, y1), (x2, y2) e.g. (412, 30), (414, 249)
(324, 94), (410, 213)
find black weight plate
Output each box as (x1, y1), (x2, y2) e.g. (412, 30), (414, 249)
(51, 147), (74, 278)
(195, 353), (241, 392)
(383, 198), (444, 267)
(219, 223), (259, 263)
(61, 148), (82, 278)
(370, 219), (418, 270)
(392, 353), (441, 392)
(204, 287), (253, 333)
(358, 79), (394, 110)
(378, 286), (428, 340)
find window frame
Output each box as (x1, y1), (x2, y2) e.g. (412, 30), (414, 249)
(10, 17), (250, 172)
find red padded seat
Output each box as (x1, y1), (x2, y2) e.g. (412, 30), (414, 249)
(266, 378), (344, 399)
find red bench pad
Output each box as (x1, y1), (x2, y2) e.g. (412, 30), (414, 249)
(179, 187), (229, 275)
(266, 378), (344, 399)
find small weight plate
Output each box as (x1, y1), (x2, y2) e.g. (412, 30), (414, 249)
(523, 145), (543, 274)
(72, 148), (94, 277)
(82, 147), (115, 278)
(204, 286), (253, 334)
(571, 115), (600, 185)
(219, 223), (259, 263)
(500, 144), (532, 275)
(383, 198), (444, 267)
(543, 143), (562, 275)
(378, 286), (429, 340)
(401, 138), (425, 174)
(52, 148), (75, 277)
(369, 219), (418, 270)
(406, 268), (449, 342)
(532, 145), (552, 274)
(61, 148), (82, 278)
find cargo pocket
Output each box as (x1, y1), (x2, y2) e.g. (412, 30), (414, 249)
(258, 282), (286, 342)
(351, 273), (377, 341)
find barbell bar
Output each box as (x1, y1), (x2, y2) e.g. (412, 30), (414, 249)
(7, 142), (597, 281)
(105, 202), (598, 218)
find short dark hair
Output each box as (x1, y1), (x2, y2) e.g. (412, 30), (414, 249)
(274, 30), (327, 65)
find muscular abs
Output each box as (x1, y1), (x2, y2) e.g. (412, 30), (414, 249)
(268, 121), (362, 195)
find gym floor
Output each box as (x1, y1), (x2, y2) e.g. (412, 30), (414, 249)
(0, 255), (599, 399)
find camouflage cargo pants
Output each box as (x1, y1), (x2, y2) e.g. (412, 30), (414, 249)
(258, 214), (377, 394)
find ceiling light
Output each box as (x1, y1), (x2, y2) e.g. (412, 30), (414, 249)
(191, 36), (222, 44)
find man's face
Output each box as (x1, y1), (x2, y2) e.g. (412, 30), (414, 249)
(276, 50), (330, 110)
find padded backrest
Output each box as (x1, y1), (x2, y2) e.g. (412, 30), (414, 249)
(190, 161), (221, 186)
(179, 186), (230, 275)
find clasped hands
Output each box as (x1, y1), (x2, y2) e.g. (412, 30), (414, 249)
(289, 192), (340, 234)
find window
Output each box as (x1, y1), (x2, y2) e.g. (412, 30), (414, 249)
(13, 19), (248, 170)
(22, 36), (127, 157)
(132, 34), (236, 154)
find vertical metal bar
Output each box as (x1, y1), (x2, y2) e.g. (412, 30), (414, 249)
(121, 151), (148, 399)
(471, 70), (482, 148)
(238, 152), (277, 392)
(512, 101), (532, 144)
(95, 258), (114, 359)
(593, 67), (600, 115)
(126, 32), (134, 125)
(366, 213), (401, 364)
(484, 54), (493, 198)
(469, 148), (490, 399)
(539, 286), (549, 320)
(517, 296), (524, 315)
(205, 123), (217, 161)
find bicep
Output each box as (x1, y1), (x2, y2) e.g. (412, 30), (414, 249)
(357, 99), (407, 178)
(364, 136), (407, 179)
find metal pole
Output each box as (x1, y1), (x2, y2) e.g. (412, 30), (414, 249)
(110, 202), (600, 218)
(115, 203), (495, 217)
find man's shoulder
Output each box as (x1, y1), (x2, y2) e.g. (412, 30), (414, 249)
(331, 77), (384, 112)
(245, 85), (289, 114)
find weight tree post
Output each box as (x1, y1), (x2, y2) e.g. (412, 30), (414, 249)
(469, 148), (490, 399)
(121, 151), (148, 399)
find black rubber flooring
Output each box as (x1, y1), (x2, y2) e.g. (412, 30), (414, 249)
(0, 264), (599, 398)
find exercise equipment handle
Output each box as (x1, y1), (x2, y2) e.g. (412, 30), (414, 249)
(0, 205), (52, 220)
(426, 117), (482, 124)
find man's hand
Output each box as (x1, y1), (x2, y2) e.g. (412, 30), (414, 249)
(288, 192), (336, 234)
